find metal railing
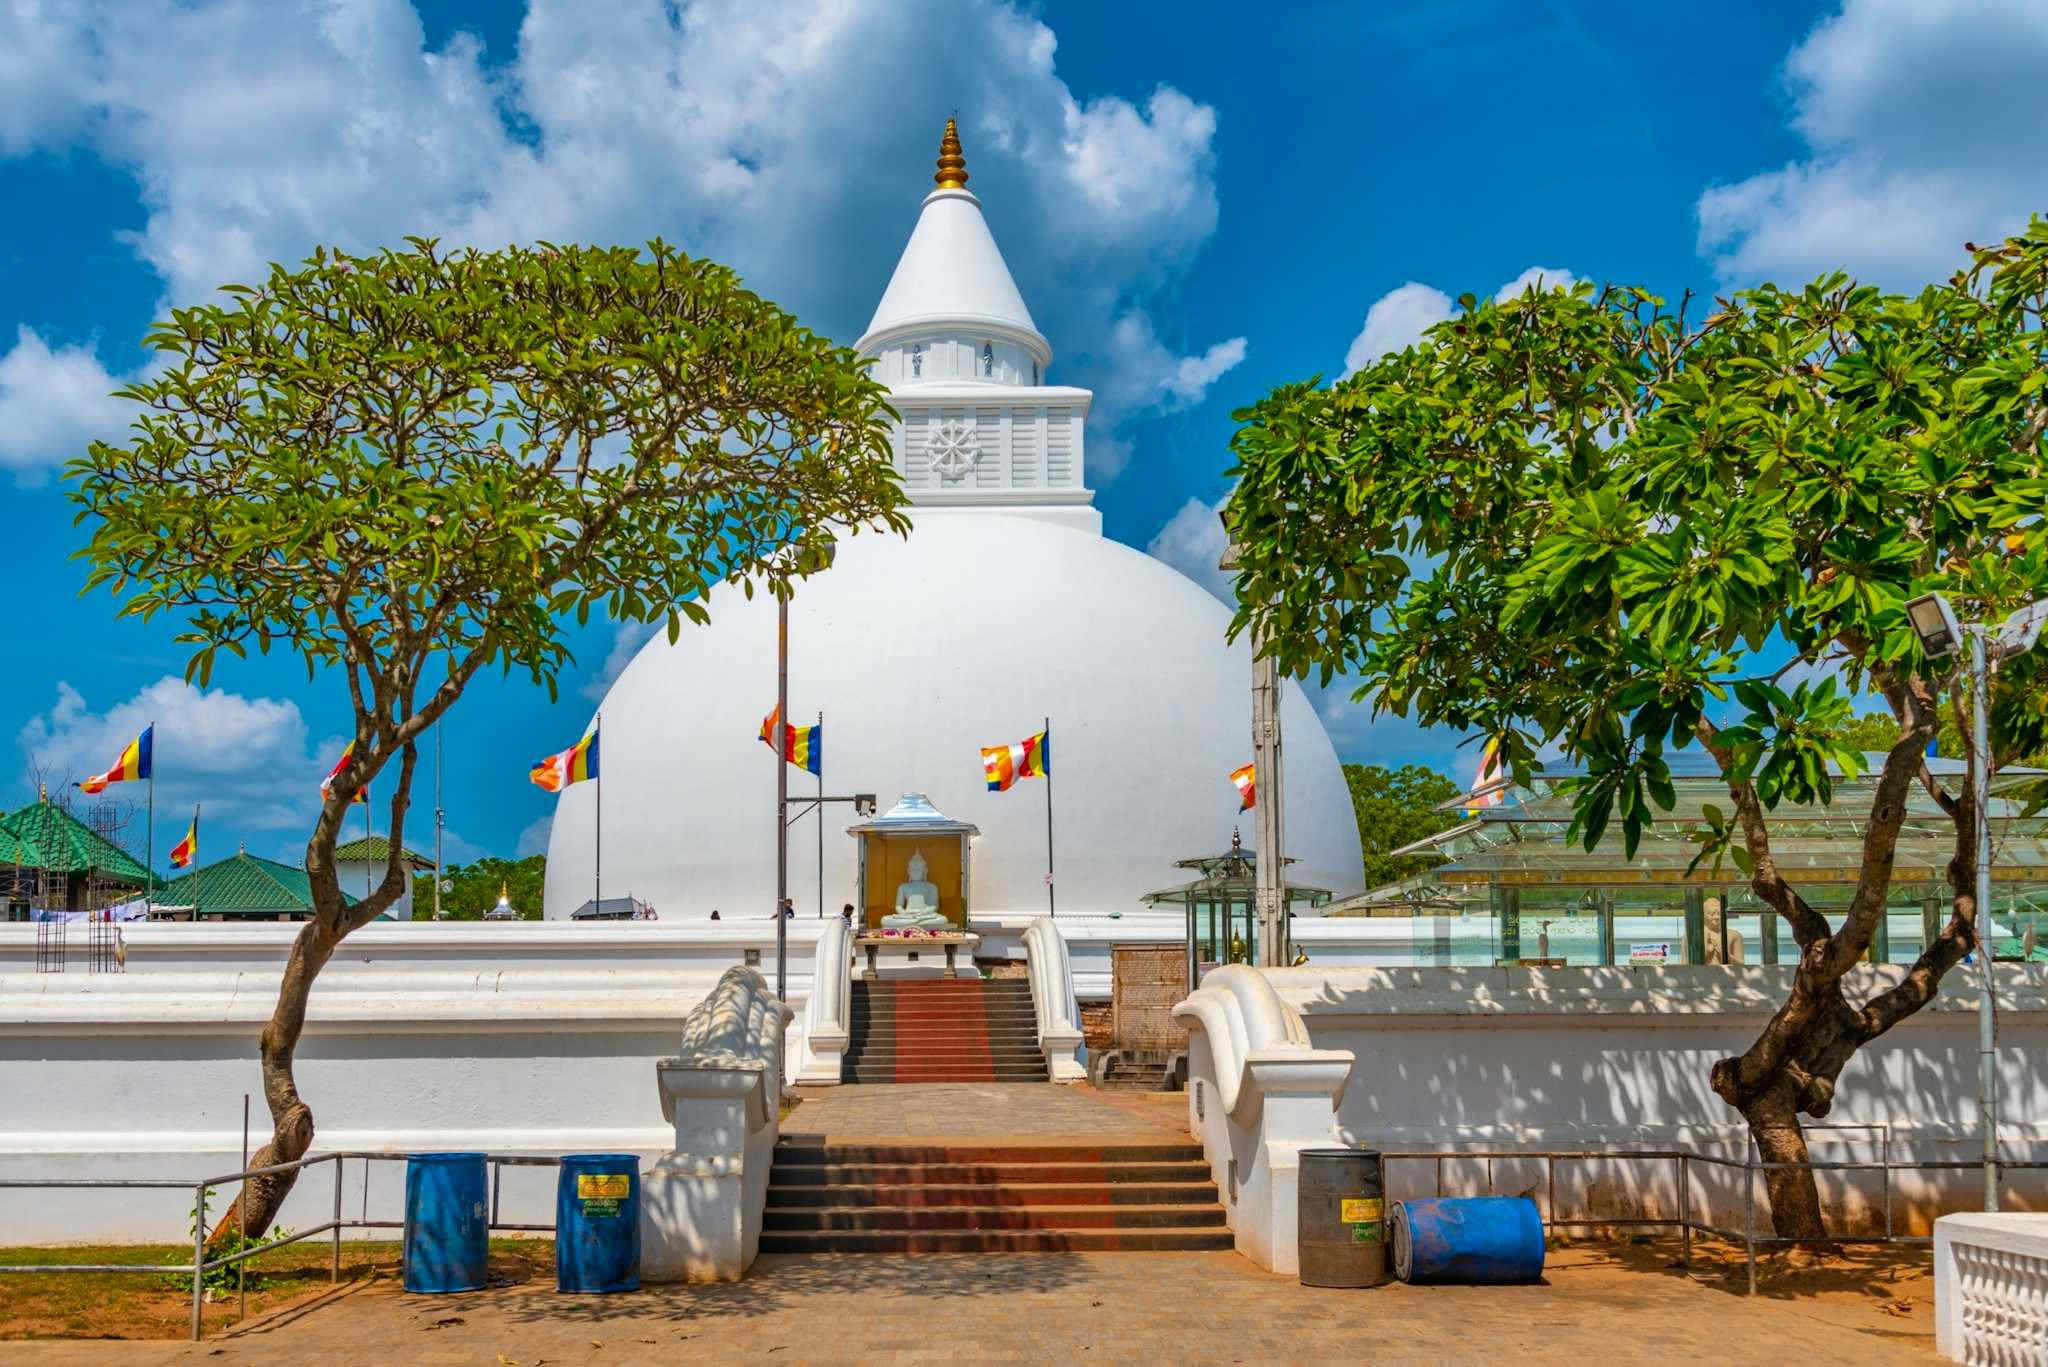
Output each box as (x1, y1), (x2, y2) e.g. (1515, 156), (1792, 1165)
(1382, 1141), (2048, 1295)
(0, 1150), (562, 1341)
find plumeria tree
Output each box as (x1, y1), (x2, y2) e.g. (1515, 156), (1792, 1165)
(1224, 221), (2048, 1238)
(70, 238), (908, 1240)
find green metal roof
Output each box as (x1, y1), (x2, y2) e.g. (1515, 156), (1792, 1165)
(0, 802), (149, 883)
(154, 851), (360, 918)
(332, 836), (432, 868)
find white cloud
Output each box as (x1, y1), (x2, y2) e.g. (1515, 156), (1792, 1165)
(1145, 493), (1235, 603)
(581, 621), (660, 703)
(15, 676), (337, 838)
(1494, 266), (1577, 301)
(515, 813), (552, 859)
(1342, 283), (1452, 378)
(0, 328), (136, 479)
(1698, 0), (2048, 286)
(1341, 267), (1578, 378)
(1087, 315), (1246, 479)
(1, 0), (1232, 486)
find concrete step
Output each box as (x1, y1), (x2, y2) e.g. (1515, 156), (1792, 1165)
(841, 1071), (1049, 1084)
(763, 1202), (1227, 1232)
(771, 1160), (1209, 1187)
(849, 1009), (1039, 1022)
(774, 1142), (1204, 1164)
(756, 1227), (1235, 1254)
(764, 1180), (1219, 1209)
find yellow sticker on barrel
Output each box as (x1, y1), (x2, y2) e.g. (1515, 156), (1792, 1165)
(1340, 1197), (1383, 1224)
(578, 1174), (631, 1200)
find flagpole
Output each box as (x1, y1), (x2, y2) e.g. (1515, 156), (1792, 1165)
(146, 724), (155, 913)
(594, 713), (603, 915)
(816, 710), (824, 919)
(1044, 716), (1056, 919)
(193, 804), (202, 922)
(434, 716), (444, 921)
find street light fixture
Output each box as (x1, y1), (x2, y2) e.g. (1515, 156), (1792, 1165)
(1905, 590), (2047, 1213)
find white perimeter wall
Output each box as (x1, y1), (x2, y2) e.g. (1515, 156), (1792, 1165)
(1259, 964), (2048, 1233)
(0, 922), (825, 1244)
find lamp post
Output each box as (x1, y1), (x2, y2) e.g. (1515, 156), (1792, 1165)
(775, 537), (836, 1002)
(1219, 509), (1287, 968)
(1904, 591), (2048, 1213)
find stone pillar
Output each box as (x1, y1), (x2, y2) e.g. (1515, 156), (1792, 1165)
(1598, 894), (1616, 967)
(1872, 903), (1892, 964)
(1759, 907), (1779, 965)
(1923, 896), (1942, 957)
(640, 1061), (778, 1283)
(1500, 887), (1521, 966)
(1683, 889), (1706, 966)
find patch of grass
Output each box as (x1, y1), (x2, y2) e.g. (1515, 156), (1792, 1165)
(0, 1238), (552, 1341)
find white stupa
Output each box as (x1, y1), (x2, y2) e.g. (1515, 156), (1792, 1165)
(541, 122), (1363, 920)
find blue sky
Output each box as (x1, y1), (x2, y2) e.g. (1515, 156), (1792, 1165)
(1, 0), (2044, 872)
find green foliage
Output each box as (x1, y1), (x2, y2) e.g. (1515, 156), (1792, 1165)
(67, 236), (908, 912)
(70, 237), (907, 707)
(1224, 219), (2048, 864)
(170, 1188), (292, 1296)
(1343, 762), (1461, 888)
(439, 855), (546, 920)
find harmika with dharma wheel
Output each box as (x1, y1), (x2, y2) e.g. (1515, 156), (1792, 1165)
(847, 794), (979, 980)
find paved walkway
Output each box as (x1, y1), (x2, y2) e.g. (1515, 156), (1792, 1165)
(7, 1245), (1935, 1366)
(783, 1083), (1190, 1139)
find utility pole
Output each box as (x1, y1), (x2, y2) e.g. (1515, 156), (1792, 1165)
(1221, 507), (1288, 968)
(1252, 645), (1286, 967)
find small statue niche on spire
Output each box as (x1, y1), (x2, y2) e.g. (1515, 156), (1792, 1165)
(934, 117), (969, 190)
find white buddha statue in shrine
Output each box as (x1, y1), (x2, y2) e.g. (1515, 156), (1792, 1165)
(883, 849), (948, 929)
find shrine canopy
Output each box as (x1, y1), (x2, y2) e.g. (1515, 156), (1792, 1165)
(848, 793), (979, 931)
(1143, 830), (1331, 987)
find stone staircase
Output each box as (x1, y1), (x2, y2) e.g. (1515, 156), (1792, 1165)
(844, 978), (1047, 1084)
(1094, 1055), (1175, 1092)
(760, 1139), (1233, 1252)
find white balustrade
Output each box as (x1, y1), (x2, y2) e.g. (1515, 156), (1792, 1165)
(1023, 916), (1087, 1082)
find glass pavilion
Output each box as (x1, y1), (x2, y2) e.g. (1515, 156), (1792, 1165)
(1331, 751), (2048, 968)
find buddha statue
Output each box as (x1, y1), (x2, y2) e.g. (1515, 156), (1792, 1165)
(881, 849), (949, 929)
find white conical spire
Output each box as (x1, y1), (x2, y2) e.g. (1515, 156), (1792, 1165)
(856, 120), (1047, 359)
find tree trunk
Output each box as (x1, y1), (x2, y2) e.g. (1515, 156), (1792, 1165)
(207, 916), (335, 1245)
(1741, 1083), (1826, 1243)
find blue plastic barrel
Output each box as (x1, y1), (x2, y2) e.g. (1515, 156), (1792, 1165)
(556, 1154), (641, 1293)
(1389, 1196), (1545, 1285)
(403, 1152), (490, 1293)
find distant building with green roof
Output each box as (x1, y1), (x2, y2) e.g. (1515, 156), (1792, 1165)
(0, 800), (151, 920)
(332, 835), (432, 920)
(153, 850), (362, 921)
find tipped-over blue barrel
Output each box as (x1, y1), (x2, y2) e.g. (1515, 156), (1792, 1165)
(403, 1152), (489, 1293)
(1390, 1196), (1544, 1285)
(556, 1154), (641, 1293)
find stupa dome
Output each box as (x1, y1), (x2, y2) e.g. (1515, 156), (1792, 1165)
(540, 516), (1363, 918)
(540, 121), (1363, 919)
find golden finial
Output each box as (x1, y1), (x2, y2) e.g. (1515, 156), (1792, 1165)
(499, 881), (509, 899)
(934, 117), (969, 190)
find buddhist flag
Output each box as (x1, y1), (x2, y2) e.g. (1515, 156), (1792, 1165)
(982, 729), (1050, 792)
(1460, 738), (1506, 818)
(1230, 762), (1256, 810)
(78, 726), (152, 794)
(320, 740), (369, 804)
(169, 810), (199, 869)
(758, 707), (822, 776)
(531, 726), (600, 792)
